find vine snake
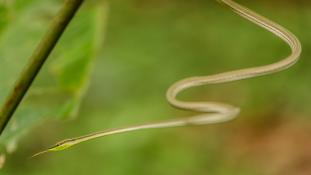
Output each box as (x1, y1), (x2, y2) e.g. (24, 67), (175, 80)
(33, 0), (301, 157)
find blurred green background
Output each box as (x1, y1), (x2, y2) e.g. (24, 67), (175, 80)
(0, 0), (310, 174)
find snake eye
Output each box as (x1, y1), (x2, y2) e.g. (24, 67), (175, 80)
(51, 140), (66, 148)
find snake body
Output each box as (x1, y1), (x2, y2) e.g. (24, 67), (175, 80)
(33, 0), (301, 156)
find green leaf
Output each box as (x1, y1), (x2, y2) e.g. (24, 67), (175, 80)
(0, 0), (99, 154)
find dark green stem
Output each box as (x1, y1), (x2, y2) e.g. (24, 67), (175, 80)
(0, 0), (84, 134)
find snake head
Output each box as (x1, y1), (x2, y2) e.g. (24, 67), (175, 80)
(48, 139), (75, 151)
(32, 139), (75, 158)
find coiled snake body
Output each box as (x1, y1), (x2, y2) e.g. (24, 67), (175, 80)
(34, 0), (301, 156)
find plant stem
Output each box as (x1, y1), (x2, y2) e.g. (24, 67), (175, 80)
(0, 0), (84, 134)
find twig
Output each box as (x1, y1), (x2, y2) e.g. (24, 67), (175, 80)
(0, 0), (84, 134)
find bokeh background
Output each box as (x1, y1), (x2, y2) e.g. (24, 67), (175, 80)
(0, 0), (310, 174)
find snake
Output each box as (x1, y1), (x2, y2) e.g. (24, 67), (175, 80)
(33, 0), (301, 157)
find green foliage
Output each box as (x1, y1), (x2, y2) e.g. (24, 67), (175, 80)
(0, 0), (98, 154)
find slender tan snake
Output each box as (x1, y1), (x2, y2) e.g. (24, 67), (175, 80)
(33, 0), (301, 156)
